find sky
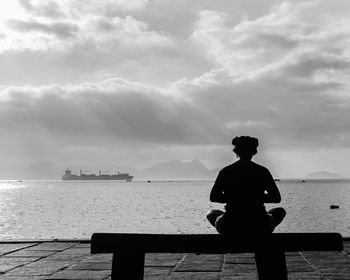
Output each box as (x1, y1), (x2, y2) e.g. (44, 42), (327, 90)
(1, 0), (350, 178)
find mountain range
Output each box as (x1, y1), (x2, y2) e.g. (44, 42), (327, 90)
(4, 161), (343, 180)
(6, 159), (219, 180)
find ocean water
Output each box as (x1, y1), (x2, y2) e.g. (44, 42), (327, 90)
(0, 179), (349, 240)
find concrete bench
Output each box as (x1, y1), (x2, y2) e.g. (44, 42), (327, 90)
(91, 232), (343, 280)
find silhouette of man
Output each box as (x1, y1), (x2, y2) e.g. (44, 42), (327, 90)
(207, 136), (286, 236)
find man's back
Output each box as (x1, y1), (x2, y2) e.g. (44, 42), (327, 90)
(215, 161), (275, 217)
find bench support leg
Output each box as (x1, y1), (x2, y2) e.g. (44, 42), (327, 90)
(255, 249), (288, 280)
(111, 251), (145, 280)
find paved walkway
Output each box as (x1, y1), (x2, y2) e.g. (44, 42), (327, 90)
(0, 239), (349, 279)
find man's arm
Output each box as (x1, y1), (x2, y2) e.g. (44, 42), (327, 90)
(210, 171), (226, 203)
(263, 170), (281, 203)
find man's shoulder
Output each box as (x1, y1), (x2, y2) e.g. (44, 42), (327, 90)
(251, 161), (267, 169)
(219, 162), (238, 173)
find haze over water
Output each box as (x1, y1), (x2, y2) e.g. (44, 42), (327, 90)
(0, 179), (349, 240)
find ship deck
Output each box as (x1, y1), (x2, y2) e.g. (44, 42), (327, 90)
(0, 238), (349, 279)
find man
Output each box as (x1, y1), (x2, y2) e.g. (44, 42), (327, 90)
(207, 136), (286, 235)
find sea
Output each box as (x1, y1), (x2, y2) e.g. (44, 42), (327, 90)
(0, 179), (349, 240)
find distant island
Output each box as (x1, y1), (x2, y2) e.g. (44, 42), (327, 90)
(304, 171), (341, 179)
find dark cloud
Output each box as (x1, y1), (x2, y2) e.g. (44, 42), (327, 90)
(176, 61), (350, 151)
(126, 0), (278, 37)
(283, 52), (350, 78)
(6, 19), (78, 38)
(18, 0), (65, 19)
(93, 18), (115, 32)
(238, 32), (299, 50)
(0, 80), (223, 150)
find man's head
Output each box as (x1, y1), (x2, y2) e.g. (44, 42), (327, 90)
(231, 136), (259, 159)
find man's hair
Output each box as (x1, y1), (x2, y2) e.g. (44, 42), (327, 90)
(231, 136), (259, 157)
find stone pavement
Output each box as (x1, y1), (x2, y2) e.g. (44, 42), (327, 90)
(0, 239), (349, 280)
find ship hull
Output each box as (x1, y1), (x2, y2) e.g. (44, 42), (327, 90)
(62, 177), (133, 181)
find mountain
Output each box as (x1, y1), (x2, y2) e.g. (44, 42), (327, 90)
(135, 159), (215, 180)
(305, 171), (341, 179)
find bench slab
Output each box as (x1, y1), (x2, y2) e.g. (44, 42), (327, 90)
(91, 232), (343, 254)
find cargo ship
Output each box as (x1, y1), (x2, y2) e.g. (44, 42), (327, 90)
(62, 169), (133, 181)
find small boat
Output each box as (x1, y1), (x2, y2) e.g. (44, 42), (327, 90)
(330, 205), (339, 209)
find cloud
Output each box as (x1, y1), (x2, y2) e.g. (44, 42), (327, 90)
(190, 1), (350, 79)
(175, 71), (350, 150)
(17, 0), (66, 19)
(65, 0), (149, 16)
(0, 11), (209, 86)
(1, 1), (350, 151)
(7, 19), (78, 38)
(1, 0), (171, 53)
(0, 79), (220, 148)
(17, 0), (149, 19)
(1, 56), (350, 159)
(1, 0), (350, 175)
(177, 0), (350, 150)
